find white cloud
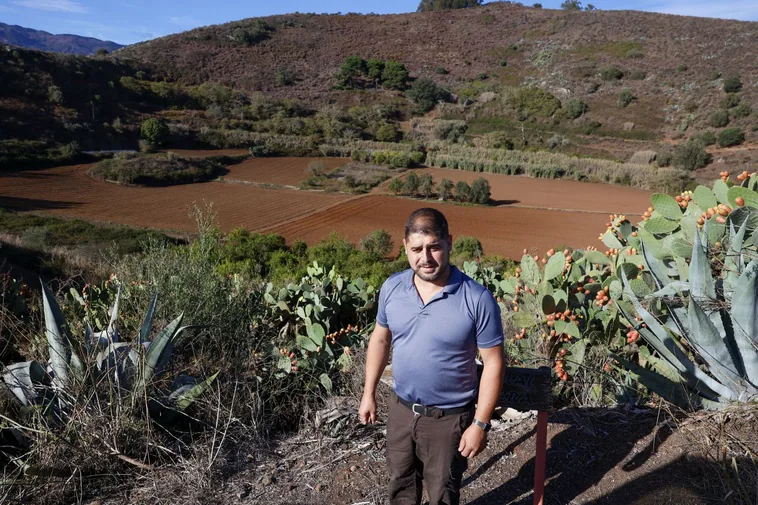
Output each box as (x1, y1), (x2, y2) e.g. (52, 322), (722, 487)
(168, 16), (200, 28)
(13, 0), (86, 13)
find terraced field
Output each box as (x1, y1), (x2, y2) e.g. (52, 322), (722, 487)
(223, 157), (348, 186)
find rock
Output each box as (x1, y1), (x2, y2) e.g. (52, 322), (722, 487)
(350, 465), (358, 472)
(237, 485), (250, 499)
(261, 475), (273, 486)
(315, 484), (323, 492)
(623, 122), (635, 131)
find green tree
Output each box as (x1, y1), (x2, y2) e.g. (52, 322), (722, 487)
(418, 173), (434, 199)
(388, 177), (404, 194)
(276, 68), (296, 86)
(561, 0), (583, 10)
(718, 128), (745, 147)
(406, 78), (449, 113)
(376, 123), (399, 142)
(720, 93), (740, 109)
(564, 98), (588, 119)
(140, 118), (170, 146)
(710, 109), (729, 128)
(336, 55), (366, 89)
(723, 76), (743, 93)
(417, 0), (482, 11)
(47, 85), (63, 104)
(366, 58), (385, 87)
(452, 236), (483, 260)
(402, 172), (420, 196)
(455, 181), (472, 202)
(470, 177), (491, 204)
(381, 61), (409, 91)
(672, 140), (711, 171)
(360, 229), (394, 258)
(438, 178), (454, 201)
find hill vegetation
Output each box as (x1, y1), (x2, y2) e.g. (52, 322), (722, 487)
(0, 22), (123, 55)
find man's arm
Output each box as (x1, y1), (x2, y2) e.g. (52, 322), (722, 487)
(458, 344), (504, 458)
(358, 324), (392, 424)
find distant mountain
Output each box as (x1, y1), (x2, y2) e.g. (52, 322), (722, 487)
(0, 22), (123, 55)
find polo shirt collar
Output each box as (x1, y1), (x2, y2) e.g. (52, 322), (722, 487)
(404, 265), (463, 294)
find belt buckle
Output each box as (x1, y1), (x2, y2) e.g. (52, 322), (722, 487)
(411, 403), (425, 416)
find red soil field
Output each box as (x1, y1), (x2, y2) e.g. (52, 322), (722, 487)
(0, 164), (352, 234)
(161, 149), (249, 158)
(270, 195), (640, 260)
(407, 168), (652, 214)
(223, 157), (347, 186)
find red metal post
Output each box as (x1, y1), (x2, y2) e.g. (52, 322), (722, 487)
(533, 410), (548, 505)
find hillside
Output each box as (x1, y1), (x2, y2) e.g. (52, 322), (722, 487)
(0, 22), (123, 55)
(116, 3), (758, 137)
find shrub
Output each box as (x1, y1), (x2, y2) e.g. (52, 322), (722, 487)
(231, 20), (270, 45)
(723, 76), (743, 93)
(47, 84), (63, 104)
(438, 178), (454, 201)
(533, 2), (542, 7)
(599, 67), (623, 81)
(626, 48), (644, 59)
(561, 0), (583, 9)
(307, 160), (329, 176)
(452, 236), (483, 260)
(710, 109), (730, 128)
(720, 93), (741, 109)
(95, 48), (108, 56)
(406, 78), (449, 113)
(59, 141), (80, 160)
(435, 66), (449, 74)
(418, 173), (434, 198)
(717, 128), (745, 147)
(733, 103), (752, 118)
(455, 180), (472, 202)
(470, 177), (491, 204)
(359, 229), (394, 258)
(692, 130), (716, 146)
(564, 98), (588, 119)
(336, 55), (367, 89)
(672, 139), (710, 171)
(140, 118), (170, 146)
(388, 177), (404, 194)
(433, 120), (468, 142)
(381, 61), (409, 90)
(375, 123), (399, 142)
(629, 70), (646, 80)
(402, 172), (420, 195)
(508, 87), (562, 119)
(617, 89), (636, 107)
(91, 153), (228, 186)
(276, 68), (296, 86)
(656, 149), (673, 167)
(677, 63), (688, 73)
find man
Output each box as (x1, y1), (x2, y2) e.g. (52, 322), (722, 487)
(359, 207), (505, 505)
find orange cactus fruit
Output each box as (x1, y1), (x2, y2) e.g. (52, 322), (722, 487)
(736, 197), (745, 207)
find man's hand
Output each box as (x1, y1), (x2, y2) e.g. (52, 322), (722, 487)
(458, 423), (487, 458)
(359, 393), (377, 424)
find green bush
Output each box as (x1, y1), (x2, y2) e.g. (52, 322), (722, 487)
(672, 139), (710, 171)
(438, 178), (454, 201)
(720, 93), (741, 109)
(336, 55), (367, 89)
(692, 130), (716, 146)
(470, 177), (491, 204)
(599, 67), (623, 81)
(59, 141), (80, 160)
(47, 84), (63, 104)
(677, 63), (688, 72)
(617, 89), (636, 107)
(452, 236), (483, 260)
(375, 123), (399, 142)
(388, 177), (404, 194)
(628, 70), (646, 80)
(723, 76), (743, 93)
(418, 173), (434, 198)
(140, 118), (170, 146)
(91, 153), (229, 186)
(435, 66), (449, 74)
(564, 98), (588, 119)
(366, 58), (385, 86)
(406, 78), (450, 113)
(276, 68), (296, 86)
(733, 103), (752, 118)
(509, 87), (562, 119)
(455, 180), (472, 202)
(381, 61), (409, 90)
(710, 109), (730, 128)
(717, 128), (745, 147)
(231, 20), (270, 45)
(402, 172), (420, 195)
(359, 229), (394, 258)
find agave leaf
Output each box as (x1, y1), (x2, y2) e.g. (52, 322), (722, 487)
(139, 291), (159, 344)
(648, 281), (690, 298)
(170, 372), (219, 411)
(640, 240), (671, 289)
(41, 280), (82, 387)
(611, 355), (699, 409)
(690, 231), (716, 300)
(687, 297), (745, 395)
(730, 260), (758, 387)
(134, 313), (183, 393)
(2, 361), (51, 406)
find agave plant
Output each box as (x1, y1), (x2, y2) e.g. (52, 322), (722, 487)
(616, 223), (758, 409)
(1, 281), (217, 420)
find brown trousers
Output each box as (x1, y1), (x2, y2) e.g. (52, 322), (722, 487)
(387, 392), (474, 505)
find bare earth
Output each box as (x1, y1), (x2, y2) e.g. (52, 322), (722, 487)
(0, 158), (653, 259)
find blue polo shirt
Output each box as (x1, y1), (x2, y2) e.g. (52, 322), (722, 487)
(377, 266), (503, 409)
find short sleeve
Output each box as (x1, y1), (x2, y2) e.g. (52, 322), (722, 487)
(376, 279), (389, 327)
(475, 289), (504, 348)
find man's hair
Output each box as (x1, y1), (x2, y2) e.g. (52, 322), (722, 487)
(404, 208), (449, 239)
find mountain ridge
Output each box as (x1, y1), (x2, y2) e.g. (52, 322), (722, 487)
(0, 22), (123, 55)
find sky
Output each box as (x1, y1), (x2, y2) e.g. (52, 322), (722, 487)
(0, 0), (757, 45)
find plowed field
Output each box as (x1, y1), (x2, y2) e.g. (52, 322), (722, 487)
(0, 164), (352, 234)
(223, 157), (347, 186)
(405, 168), (652, 213)
(270, 195), (630, 259)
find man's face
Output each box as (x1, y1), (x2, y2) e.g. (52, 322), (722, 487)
(403, 232), (452, 282)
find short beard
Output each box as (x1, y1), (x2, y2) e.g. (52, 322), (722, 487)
(414, 262), (448, 282)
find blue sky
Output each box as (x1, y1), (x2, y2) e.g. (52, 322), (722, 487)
(1, 0), (757, 45)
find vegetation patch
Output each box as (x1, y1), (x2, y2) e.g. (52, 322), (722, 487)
(90, 152), (232, 186)
(300, 160), (395, 193)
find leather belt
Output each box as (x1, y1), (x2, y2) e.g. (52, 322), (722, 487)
(396, 394), (474, 419)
